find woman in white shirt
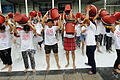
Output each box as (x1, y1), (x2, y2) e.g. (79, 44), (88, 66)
(42, 12), (61, 71)
(0, 17), (13, 72)
(14, 21), (37, 72)
(107, 23), (120, 73)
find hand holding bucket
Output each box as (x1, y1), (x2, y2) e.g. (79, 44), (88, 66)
(50, 8), (60, 20)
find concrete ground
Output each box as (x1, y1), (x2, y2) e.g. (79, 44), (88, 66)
(0, 67), (120, 80)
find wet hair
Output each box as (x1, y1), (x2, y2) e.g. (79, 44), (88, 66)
(96, 16), (101, 20)
(0, 25), (6, 31)
(23, 25), (30, 32)
(47, 19), (54, 23)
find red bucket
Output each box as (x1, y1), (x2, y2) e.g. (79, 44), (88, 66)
(65, 5), (71, 11)
(50, 8), (60, 20)
(100, 9), (109, 17)
(101, 15), (117, 25)
(81, 14), (85, 21)
(38, 12), (42, 17)
(0, 15), (5, 25)
(76, 12), (81, 18)
(85, 5), (98, 17)
(8, 12), (13, 18)
(15, 13), (29, 24)
(65, 22), (75, 34)
(29, 10), (37, 17)
(14, 12), (22, 22)
(20, 14), (29, 24)
(112, 11), (120, 20)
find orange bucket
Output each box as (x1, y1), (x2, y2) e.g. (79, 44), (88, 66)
(65, 22), (75, 34)
(50, 8), (60, 20)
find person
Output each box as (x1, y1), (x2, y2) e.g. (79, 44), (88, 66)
(14, 20), (37, 72)
(107, 21), (120, 73)
(32, 15), (43, 49)
(75, 21), (81, 48)
(0, 16), (13, 72)
(42, 11), (61, 71)
(81, 7), (97, 74)
(62, 10), (76, 70)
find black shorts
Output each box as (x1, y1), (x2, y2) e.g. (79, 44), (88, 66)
(45, 43), (58, 54)
(95, 35), (100, 42)
(38, 41), (43, 45)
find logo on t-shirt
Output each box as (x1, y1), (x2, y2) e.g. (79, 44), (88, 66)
(46, 29), (53, 35)
(22, 33), (30, 40)
(116, 31), (120, 37)
(0, 34), (7, 39)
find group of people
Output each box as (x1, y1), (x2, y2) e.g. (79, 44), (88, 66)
(0, 5), (120, 75)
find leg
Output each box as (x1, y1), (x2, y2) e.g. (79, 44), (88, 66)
(65, 51), (69, 68)
(22, 51), (29, 72)
(88, 46), (96, 74)
(114, 50), (120, 69)
(72, 50), (76, 70)
(96, 42), (101, 53)
(0, 50), (9, 70)
(54, 54), (60, 70)
(46, 54), (50, 71)
(28, 50), (36, 72)
(6, 48), (12, 72)
(81, 40), (85, 55)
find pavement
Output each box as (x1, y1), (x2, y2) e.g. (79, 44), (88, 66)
(0, 67), (120, 80)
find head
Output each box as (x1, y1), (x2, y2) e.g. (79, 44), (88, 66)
(0, 25), (6, 33)
(33, 19), (38, 24)
(47, 19), (54, 28)
(23, 25), (30, 33)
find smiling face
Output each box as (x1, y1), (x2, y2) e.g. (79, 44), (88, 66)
(48, 21), (53, 28)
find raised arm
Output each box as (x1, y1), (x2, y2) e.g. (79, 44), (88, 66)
(56, 15), (62, 31)
(42, 11), (49, 28)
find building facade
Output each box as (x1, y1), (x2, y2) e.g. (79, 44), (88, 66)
(0, 0), (120, 16)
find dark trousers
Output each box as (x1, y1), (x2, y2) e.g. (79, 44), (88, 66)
(22, 50), (35, 69)
(86, 46), (96, 73)
(99, 34), (103, 46)
(106, 36), (112, 51)
(114, 50), (120, 69)
(75, 36), (80, 47)
(0, 48), (12, 65)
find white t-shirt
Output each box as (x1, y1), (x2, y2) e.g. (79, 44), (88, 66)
(112, 30), (120, 49)
(95, 20), (106, 35)
(0, 25), (12, 50)
(33, 23), (43, 42)
(115, 25), (120, 31)
(75, 24), (81, 37)
(20, 31), (34, 51)
(85, 21), (96, 46)
(44, 25), (58, 45)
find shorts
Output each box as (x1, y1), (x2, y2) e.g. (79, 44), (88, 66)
(95, 35), (100, 42)
(45, 43), (58, 54)
(80, 34), (85, 40)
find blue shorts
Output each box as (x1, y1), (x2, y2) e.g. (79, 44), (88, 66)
(80, 34), (85, 40)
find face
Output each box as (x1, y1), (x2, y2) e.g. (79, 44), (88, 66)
(48, 21), (53, 28)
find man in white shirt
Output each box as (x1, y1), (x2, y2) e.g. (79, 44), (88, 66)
(42, 11), (61, 71)
(81, 7), (97, 75)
